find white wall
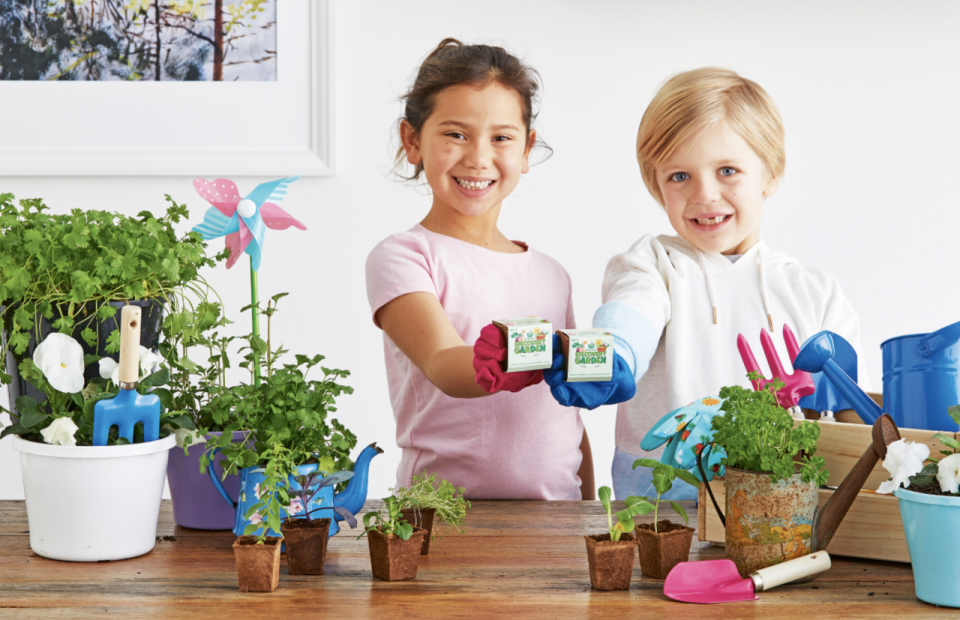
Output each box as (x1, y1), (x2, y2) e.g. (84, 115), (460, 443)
(3, 0), (960, 500)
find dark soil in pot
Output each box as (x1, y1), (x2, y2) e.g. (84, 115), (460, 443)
(584, 532), (636, 591)
(400, 508), (435, 555)
(367, 527), (427, 581)
(280, 518), (331, 575)
(635, 520), (694, 580)
(233, 535), (283, 592)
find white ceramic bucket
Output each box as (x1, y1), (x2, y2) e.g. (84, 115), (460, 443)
(14, 434), (176, 562)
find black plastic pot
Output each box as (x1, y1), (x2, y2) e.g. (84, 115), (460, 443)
(2, 299), (165, 415)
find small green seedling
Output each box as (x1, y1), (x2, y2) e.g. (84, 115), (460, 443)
(359, 496), (413, 540)
(631, 459), (701, 533)
(598, 486), (655, 541)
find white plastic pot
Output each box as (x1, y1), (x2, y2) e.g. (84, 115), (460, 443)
(14, 434), (176, 562)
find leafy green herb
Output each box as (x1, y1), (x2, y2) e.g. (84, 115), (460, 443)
(711, 377), (828, 486)
(393, 471), (471, 536)
(360, 496), (413, 540)
(598, 486), (653, 541)
(630, 459), (699, 533)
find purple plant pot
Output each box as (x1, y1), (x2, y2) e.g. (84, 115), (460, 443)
(167, 430), (246, 530)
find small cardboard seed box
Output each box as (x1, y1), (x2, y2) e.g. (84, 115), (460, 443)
(492, 317), (553, 372)
(556, 329), (614, 382)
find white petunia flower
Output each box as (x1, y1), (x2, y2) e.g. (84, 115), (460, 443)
(937, 453), (960, 494)
(877, 439), (930, 494)
(98, 346), (163, 384)
(40, 417), (79, 446)
(33, 333), (85, 394)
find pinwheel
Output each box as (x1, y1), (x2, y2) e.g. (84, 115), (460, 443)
(191, 176), (306, 385)
(640, 396), (727, 482)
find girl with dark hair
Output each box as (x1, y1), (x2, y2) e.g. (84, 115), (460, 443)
(365, 39), (593, 501)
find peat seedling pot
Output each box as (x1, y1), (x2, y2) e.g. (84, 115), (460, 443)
(367, 527), (427, 581)
(635, 520), (694, 580)
(233, 536), (283, 593)
(584, 532), (636, 591)
(280, 518), (332, 575)
(400, 508), (436, 555)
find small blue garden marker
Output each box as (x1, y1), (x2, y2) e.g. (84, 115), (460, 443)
(92, 306), (161, 446)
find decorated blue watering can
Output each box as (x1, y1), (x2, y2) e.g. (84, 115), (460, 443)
(208, 442), (383, 538)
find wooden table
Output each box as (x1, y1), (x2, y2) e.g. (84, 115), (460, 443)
(0, 499), (937, 618)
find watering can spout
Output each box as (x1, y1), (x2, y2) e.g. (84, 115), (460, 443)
(794, 331), (881, 425)
(333, 442), (383, 520)
(812, 414), (901, 552)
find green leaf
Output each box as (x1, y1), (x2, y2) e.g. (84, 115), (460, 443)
(674, 468), (701, 488)
(598, 486), (612, 513)
(632, 458), (661, 471)
(18, 406), (48, 429)
(81, 327), (98, 348)
(140, 367), (170, 387)
(949, 405), (960, 428)
(668, 501), (689, 525)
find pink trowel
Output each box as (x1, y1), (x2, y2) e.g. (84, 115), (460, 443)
(664, 552), (832, 604)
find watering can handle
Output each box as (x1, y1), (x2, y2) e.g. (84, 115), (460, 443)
(918, 321), (960, 357)
(697, 451), (725, 527)
(207, 447), (238, 509)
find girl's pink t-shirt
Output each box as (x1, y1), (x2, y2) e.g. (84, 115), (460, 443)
(366, 225), (583, 500)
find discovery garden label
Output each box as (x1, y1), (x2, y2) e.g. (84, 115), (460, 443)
(556, 329), (614, 382)
(492, 318), (554, 372)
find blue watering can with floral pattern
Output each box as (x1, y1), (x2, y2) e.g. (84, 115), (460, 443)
(208, 443), (383, 538)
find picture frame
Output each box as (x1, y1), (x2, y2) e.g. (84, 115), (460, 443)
(0, 0), (336, 177)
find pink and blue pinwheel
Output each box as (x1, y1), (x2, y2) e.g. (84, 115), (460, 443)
(191, 176), (306, 271)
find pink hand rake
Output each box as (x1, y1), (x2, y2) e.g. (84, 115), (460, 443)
(736, 324), (814, 419)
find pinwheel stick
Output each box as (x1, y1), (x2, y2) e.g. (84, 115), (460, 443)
(250, 257), (262, 386)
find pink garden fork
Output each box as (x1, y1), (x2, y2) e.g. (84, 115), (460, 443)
(737, 324), (815, 420)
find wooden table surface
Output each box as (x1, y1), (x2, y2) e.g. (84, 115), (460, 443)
(0, 499), (942, 618)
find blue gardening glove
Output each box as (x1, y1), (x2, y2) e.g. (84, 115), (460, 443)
(543, 334), (637, 410)
(640, 397), (727, 481)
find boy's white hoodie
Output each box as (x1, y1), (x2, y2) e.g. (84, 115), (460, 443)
(594, 234), (870, 457)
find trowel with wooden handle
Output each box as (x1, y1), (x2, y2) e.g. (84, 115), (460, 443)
(92, 306), (161, 446)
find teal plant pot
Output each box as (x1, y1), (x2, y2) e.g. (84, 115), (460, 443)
(895, 487), (960, 607)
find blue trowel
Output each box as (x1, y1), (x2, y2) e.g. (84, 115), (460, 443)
(92, 306), (161, 446)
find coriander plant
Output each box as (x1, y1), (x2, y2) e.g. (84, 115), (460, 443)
(393, 471), (471, 534)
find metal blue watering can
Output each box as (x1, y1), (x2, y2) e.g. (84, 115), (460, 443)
(882, 320), (960, 432)
(208, 442), (383, 538)
(795, 323), (960, 431)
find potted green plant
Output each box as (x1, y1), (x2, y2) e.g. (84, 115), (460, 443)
(879, 405), (960, 607)
(359, 496), (427, 582)
(630, 459), (699, 579)
(0, 331), (182, 562)
(707, 380), (829, 577)
(280, 470), (358, 575)
(393, 471), (471, 555)
(584, 487), (646, 590)
(0, 193), (223, 420)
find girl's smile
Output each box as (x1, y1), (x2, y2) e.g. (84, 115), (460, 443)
(401, 82), (534, 223)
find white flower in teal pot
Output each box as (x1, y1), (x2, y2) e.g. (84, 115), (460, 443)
(33, 333), (85, 394)
(40, 417), (79, 447)
(877, 439), (930, 494)
(937, 453), (960, 493)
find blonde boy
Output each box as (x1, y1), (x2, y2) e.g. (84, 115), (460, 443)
(545, 68), (870, 499)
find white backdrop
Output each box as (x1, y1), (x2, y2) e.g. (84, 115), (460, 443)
(2, 0), (960, 501)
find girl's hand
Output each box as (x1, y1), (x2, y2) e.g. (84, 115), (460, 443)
(472, 324), (544, 393)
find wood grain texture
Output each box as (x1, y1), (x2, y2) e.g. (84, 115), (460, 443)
(0, 499), (932, 618)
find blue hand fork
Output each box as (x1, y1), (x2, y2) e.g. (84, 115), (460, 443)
(92, 306), (161, 446)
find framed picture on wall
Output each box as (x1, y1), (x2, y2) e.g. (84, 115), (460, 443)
(0, 0), (335, 176)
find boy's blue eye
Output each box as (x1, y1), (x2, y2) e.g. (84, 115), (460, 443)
(719, 167), (736, 177)
(670, 172), (689, 182)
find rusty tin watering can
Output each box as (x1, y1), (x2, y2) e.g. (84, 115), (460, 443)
(700, 415), (901, 578)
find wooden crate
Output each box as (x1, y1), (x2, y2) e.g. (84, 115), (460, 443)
(697, 394), (957, 563)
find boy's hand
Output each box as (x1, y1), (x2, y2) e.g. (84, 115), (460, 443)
(543, 335), (637, 410)
(473, 324), (543, 393)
